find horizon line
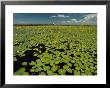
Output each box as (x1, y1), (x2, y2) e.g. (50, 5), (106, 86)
(13, 24), (97, 26)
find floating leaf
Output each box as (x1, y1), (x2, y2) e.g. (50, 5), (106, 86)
(47, 70), (53, 75)
(30, 69), (35, 72)
(66, 68), (72, 73)
(29, 61), (36, 65)
(74, 70), (80, 75)
(40, 72), (46, 75)
(51, 66), (58, 72)
(43, 66), (50, 71)
(22, 62), (27, 66)
(58, 69), (66, 75)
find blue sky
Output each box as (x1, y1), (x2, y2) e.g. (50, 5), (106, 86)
(13, 13), (97, 25)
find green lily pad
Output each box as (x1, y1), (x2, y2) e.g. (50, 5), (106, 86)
(58, 69), (66, 75)
(74, 70), (80, 75)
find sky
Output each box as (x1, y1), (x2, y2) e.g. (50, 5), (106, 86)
(13, 13), (97, 25)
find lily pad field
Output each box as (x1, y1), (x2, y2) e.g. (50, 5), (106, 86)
(13, 25), (97, 75)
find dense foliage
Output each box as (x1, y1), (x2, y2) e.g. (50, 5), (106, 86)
(13, 25), (97, 75)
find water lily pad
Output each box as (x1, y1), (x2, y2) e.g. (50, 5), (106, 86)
(74, 70), (80, 75)
(58, 69), (66, 75)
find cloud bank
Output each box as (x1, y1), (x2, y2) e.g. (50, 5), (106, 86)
(52, 14), (69, 18)
(61, 14), (97, 25)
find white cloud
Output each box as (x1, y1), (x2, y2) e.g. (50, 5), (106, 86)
(62, 18), (81, 25)
(51, 14), (69, 18)
(61, 14), (97, 25)
(57, 14), (69, 18)
(51, 16), (57, 18)
(66, 21), (71, 23)
(83, 14), (97, 21)
(82, 14), (97, 25)
(71, 19), (81, 23)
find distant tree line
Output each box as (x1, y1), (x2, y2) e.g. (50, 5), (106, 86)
(14, 24), (97, 26)
(14, 24), (55, 26)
